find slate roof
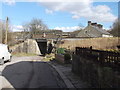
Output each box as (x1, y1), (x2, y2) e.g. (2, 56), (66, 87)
(32, 30), (62, 39)
(76, 25), (111, 38)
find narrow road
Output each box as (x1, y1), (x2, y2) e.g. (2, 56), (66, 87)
(0, 56), (66, 89)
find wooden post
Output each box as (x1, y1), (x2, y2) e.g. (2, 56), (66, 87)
(0, 21), (2, 43)
(4, 17), (8, 44)
(99, 51), (105, 65)
(90, 46), (92, 54)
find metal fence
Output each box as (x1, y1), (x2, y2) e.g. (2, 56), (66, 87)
(75, 47), (120, 72)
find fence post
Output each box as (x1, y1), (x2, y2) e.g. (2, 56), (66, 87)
(90, 46), (92, 54)
(76, 47), (79, 55)
(99, 51), (105, 65)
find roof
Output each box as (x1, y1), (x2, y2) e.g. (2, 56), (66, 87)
(76, 25), (111, 38)
(92, 26), (110, 35)
(34, 30), (62, 34)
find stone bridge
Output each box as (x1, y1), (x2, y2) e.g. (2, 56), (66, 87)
(10, 39), (48, 55)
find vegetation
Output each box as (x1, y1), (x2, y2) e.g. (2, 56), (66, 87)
(110, 19), (120, 37)
(12, 53), (37, 57)
(57, 48), (65, 54)
(103, 49), (120, 53)
(22, 18), (48, 38)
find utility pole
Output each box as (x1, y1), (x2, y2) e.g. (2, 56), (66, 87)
(4, 17), (8, 44)
(0, 20), (2, 43)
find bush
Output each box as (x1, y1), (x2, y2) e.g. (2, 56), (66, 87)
(64, 53), (71, 64)
(57, 48), (65, 54)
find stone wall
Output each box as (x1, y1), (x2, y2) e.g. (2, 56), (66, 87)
(10, 39), (41, 55)
(72, 55), (120, 88)
(60, 37), (120, 51)
(55, 54), (64, 64)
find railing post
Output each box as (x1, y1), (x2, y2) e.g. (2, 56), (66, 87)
(76, 47), (79, 55)
(90, 46), (92, 54)
(99, 51), (105, 65)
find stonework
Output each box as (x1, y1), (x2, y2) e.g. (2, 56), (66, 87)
(76, 21), (112, 38)
(10, 39), (41, 55)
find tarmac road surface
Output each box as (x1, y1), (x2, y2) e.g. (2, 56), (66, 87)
(0, 56), (66, 89)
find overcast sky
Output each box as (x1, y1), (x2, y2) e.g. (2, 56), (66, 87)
(0, 0), (119, 32)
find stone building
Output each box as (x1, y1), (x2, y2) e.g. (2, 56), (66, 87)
(76, 21), (113, 38)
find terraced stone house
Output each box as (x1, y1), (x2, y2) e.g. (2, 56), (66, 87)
(76, 21), (113, 38)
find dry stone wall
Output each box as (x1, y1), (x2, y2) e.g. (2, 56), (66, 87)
(60, 37), (120, 51)
(10, 39), (41, 55)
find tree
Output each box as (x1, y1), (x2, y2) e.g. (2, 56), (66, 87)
(110, 19), (120, 37)
(23, 18), (48, 38)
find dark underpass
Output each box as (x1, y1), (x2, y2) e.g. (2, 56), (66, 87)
(36, 39), (47, 56)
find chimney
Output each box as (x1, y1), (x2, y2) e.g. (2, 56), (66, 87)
(97, 24), (103, 29)
(88, 21), (91, 26)
(91, 22), (97, 27)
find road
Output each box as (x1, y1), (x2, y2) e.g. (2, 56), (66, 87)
(0, 56), (66, 89)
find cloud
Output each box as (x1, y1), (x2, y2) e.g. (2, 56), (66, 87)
(45, 9), (53, 14)
(3, 0), (15, 5)
(2, 0), (119, 5)
(54, 26), (83, 32)
(40, 0), (117, 22)
(2, 0), (117, 26)
(12, 25), (24, 32)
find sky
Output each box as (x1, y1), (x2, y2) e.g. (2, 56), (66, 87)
(0, 0), (119, 32)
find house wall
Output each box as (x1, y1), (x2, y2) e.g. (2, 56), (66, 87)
(102, 34), (113, 37)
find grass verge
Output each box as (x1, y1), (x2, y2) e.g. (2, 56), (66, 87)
(42, 54), (55, 62)
(12, 53), (37, 57)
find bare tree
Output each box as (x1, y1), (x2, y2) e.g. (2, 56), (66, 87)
(23, 18), (48, 39)
(110, 18), (120, 37)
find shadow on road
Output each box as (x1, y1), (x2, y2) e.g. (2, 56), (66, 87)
(2, 61), (66, 89)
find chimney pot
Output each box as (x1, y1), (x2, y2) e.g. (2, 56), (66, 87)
(88, 21), (91, 26)
(91, 23), (97, 26)
(97, 24), (103, 28)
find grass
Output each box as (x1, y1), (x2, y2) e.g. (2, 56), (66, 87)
(101, 49), (120, 53)
(42, 53), (55, 62)
(12, 53), (37, 57)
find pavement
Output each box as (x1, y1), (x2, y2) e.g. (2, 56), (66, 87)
(48, 60), (90, 88)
